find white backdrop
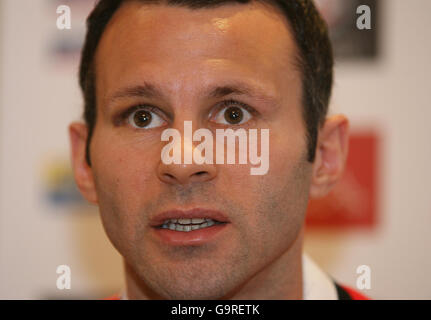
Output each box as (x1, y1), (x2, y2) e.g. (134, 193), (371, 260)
(1, 0), (430, 299)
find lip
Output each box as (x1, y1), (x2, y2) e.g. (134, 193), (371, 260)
(150, 208), (230, 246)
(149, 208), (230, 227)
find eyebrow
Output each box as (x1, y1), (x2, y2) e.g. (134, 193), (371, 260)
(107, 81), (279, 108)
(108, 82), (164, 103)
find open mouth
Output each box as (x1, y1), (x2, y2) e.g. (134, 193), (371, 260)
(157, 218), (226, 232)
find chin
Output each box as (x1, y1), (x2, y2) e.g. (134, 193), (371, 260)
(144, 269), (237, 300)
(159, 284), (230, 300)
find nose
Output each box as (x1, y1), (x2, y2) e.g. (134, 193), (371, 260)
(158, 161), (217, 185)
(157, 134), (217, 185)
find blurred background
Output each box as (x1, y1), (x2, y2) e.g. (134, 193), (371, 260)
(0, 0), (430, 299)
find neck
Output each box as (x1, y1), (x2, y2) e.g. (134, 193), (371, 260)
(125, 227), (304, 300)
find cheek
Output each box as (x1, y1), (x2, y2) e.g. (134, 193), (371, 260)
(92, 142), (155, 198)
(249, 163), (310, 262)
(90, 129), (162, 245)
(91, 126), (162, 190)
(227, 126), (310, 250)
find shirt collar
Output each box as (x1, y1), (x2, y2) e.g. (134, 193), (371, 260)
(302, 253), (338, 300)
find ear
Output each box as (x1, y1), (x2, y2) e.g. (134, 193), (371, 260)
(69, 122), (98, 204)
(309, 115), (350, 199)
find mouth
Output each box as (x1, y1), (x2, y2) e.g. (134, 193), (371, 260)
(150, 208), (230, 245)
(157, 218), (226, 232)
(150, 208), (229, 229)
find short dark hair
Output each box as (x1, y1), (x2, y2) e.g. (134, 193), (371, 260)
(79, 0), (333, 165)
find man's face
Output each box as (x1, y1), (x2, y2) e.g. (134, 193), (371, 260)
(90, 2), (312, 299)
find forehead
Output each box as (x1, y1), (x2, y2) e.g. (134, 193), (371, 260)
(95, 1), (299, 104)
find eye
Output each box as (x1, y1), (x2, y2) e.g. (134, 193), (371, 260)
(128, 107), (166, 129)
(213, 101), (253, 125)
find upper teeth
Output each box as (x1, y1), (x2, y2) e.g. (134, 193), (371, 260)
(165, 218), (209, 225)
(160, 218), (218, 232)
